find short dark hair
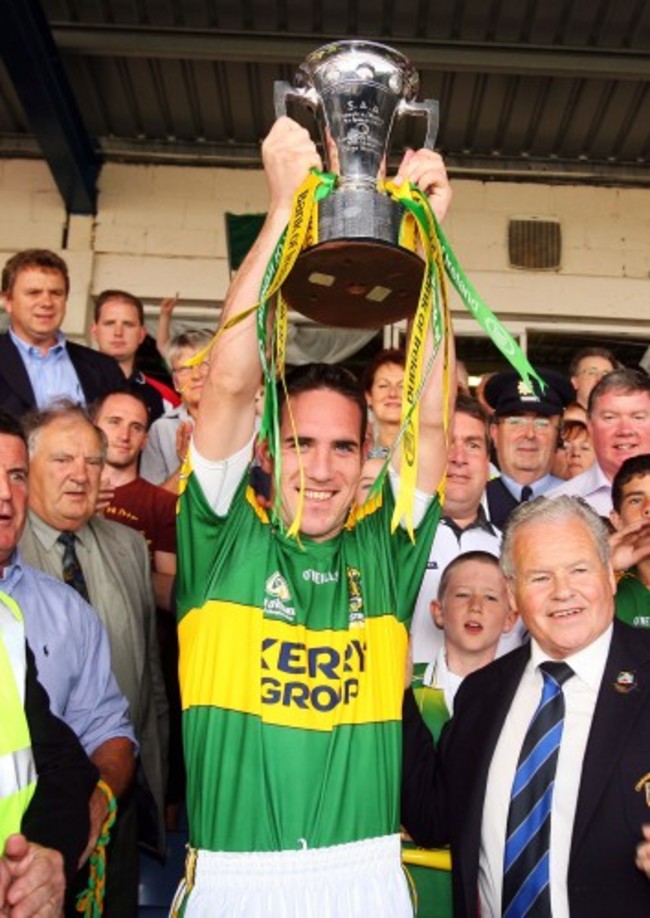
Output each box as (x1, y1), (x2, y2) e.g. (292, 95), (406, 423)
(278, 363), (368, 444)
(569, 346), (617, 378)
(89, 386), (152, 430)
(454, 393), (491, 450)
(2, 249), (70, 296)
(362, 348), (405, 394)
(588, 368), (650, 416)
(0, 411), (27, 449)
(94, 289), (145, 324)
(611, 453), (650, 513)
(438, 550), (501, 601)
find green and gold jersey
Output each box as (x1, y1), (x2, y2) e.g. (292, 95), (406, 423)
(177, 464), (440, 853)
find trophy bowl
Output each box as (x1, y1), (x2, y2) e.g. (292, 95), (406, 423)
(274, 40), (439, 328)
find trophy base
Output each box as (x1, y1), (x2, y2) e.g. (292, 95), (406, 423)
(280, 239), (425, 329)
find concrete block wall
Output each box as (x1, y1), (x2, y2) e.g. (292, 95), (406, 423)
(0, 156), (648, 342)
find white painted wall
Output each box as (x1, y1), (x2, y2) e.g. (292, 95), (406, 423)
(0, 157), (648, 343)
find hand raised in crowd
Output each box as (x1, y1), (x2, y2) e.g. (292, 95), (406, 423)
(176, 420), (193, 465)
(159, 295), (178, 318)
(608, 518), (650, 572)
(95, 473), (115, 514)
(395, 148), (453, 223)
(0, 835), (64, 918)
(262, 117), (323, 213)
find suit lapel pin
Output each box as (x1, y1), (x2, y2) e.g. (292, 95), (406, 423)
(613, 670), (637, 694)
(635, 772), (650, 807)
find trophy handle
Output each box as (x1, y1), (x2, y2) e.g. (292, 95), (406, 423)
(397, 99), (440, 150)
(274, 81), (322, 119)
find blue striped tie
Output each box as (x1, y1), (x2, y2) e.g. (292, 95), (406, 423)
(502, 660), (574, 918)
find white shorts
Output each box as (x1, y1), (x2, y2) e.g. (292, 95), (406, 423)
(170, 833), (413, 917)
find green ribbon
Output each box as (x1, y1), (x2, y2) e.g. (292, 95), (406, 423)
(257, 171), (545, 529)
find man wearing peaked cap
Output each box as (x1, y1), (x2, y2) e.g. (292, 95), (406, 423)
(484, 369), (573, 529)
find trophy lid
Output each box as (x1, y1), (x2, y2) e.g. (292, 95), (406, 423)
(295, 40), (419, 100)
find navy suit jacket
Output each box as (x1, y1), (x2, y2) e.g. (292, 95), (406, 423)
(485, 476), (519, 530)
(0, 332), (124, 418)
(402, 620), (650, 917)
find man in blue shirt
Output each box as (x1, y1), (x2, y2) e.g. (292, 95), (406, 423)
(0, 249), (123, 418)
(0, 410), (137, 907)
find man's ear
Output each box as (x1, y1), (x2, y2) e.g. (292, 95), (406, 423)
(256, 437), (273, 475)
(502, 608), (518, 635)
(610, 509), (623, 532)
(505, 578), (518, 616)
(430, 599), (444, 630)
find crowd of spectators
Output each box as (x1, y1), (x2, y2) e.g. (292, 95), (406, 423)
(0, 216), (648, 915)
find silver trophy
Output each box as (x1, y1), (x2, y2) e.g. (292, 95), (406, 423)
(274, 40), (439, 328)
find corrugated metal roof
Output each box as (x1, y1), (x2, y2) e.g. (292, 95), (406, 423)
(2, 0), (650, 190)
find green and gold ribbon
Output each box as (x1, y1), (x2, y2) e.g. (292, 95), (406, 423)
(186, 165), (543, 539)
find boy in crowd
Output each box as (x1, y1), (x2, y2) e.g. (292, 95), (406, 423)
(411, 551), (517, 739)
(406, 551), (517, 918)
(610, 453), (650, 628)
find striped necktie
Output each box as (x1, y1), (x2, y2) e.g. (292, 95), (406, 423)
(502, 660), (574, 918)
(57, 531), (91, 604)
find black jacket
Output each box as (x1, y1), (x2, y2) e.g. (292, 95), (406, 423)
(22, 643), (98, 883)
(0, 333), (124, 418)
(401, 620), (650, 918)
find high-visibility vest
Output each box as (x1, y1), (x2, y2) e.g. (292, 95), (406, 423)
(0, 590), (36, 849)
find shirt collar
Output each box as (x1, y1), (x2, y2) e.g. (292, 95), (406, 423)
(28, 510), (90, 551)
(9, 326), (67, 357)
(423, 646), (449, 688)
(530, 623), (613, 693)
(500, 472), (554, 501)
(0, 549), (24, 589)
(442, 502), (497, 538)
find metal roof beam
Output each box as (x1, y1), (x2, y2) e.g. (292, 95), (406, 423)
(50, 25), (650, 82)
(1, 0), (99, 214)
(0, 134), (641, 186)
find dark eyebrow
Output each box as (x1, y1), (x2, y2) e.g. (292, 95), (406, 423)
(282, 435), (314, 447)
(333, 439), (360, 450)
(623, 489), (649, 500)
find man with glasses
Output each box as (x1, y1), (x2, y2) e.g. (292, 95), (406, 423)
(484, 369), (573, 528)
(140, 328), (213, 493)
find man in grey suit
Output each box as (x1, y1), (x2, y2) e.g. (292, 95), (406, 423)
(19, 401), (168, 917)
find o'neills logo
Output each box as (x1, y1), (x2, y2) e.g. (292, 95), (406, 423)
(261, 637), (367, 712)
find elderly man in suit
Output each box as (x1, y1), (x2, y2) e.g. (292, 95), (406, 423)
(0, 249), (123, 419)
(18, 401), (168, 917)
(402, 495), (650, 917)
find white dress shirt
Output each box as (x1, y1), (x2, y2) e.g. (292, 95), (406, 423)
(478, 625), (612, 918)
(546, 462), (613, 517)
(421, 647), (464, 718)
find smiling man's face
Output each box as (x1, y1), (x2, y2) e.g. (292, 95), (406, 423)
(588, 389), (650, 480)
(261, 388), (365, 542)
(507, 516), (615, 660)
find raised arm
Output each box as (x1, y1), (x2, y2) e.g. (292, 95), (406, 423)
(194, 117), (322, 461)
(392, 148), (455, 495)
